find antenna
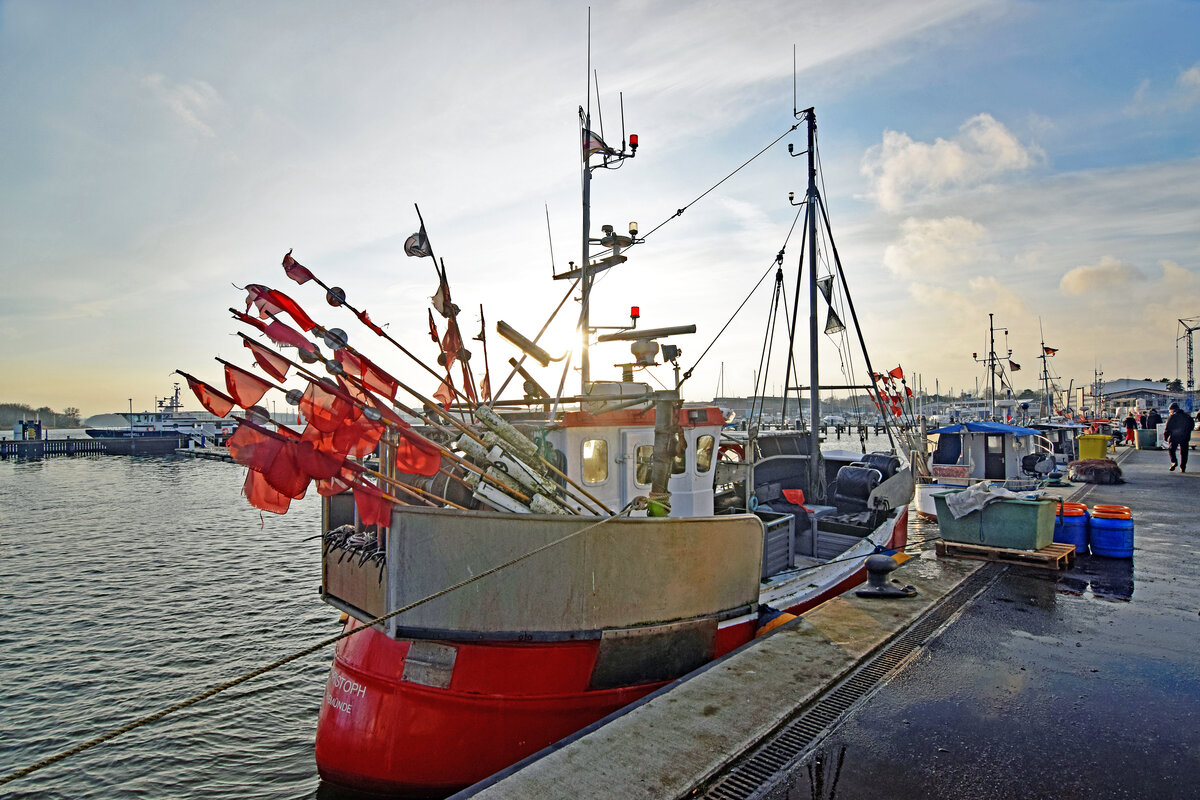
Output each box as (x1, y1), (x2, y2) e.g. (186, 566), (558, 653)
(619, 92), (626, 150)
(594, 69), (605, 142)
(792, 44), (797, 118)
(545, 204), (556, 278)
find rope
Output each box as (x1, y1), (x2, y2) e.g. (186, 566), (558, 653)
(0, 505), (635, 789)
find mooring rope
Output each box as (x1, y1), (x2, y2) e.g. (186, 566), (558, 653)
(0, 504), (635, 789)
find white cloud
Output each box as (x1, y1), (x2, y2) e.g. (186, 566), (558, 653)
(141, 73), (221, 136)
(1124, 61), (1200, 115)
(1059, 256), (1142, 295)
(882, 216), (989, 278)
(861, 114), (1038, 212)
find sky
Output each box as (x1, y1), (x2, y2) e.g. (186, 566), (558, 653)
(2, 0), (1199, 416)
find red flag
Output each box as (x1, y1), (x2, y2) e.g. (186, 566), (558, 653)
(433, 380), (454, 408)
(905, 386), (914, 398)
(243, 338), (290, 382)
(479, 372), (491, 404)
(292, 436), (345, 481)
(232, 309), (270, 334)
(223, 361), (275, 408)
(396, 429), (442, 477)
(282, 250), (315, 285)
(428, 309), (439, 343)
(357, 308), (385, 336)
(243, 469), (291, 514)
(263, 439), (310, 499)
(336, 348), (399, 400)
(352, 480), (393, 528)
(460, 362), (476, 404)
(889, 366), (904, 380)
(245, 284), (316, 332)
(317, 463), (360, 497)
(440, 321), (462, 369)
(1044, 346), (1058, 356)
(265, 320), (314, 352)
(177, 370), (235, 417)
(300, 379), (356, 433)
(333, 413), (384, 459)
(228, 419), (285, 472)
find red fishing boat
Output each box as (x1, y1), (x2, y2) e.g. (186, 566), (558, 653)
(306, 100), (912, 794)
(185, 73), (913, 795)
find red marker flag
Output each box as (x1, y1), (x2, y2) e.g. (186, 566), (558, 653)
(336, 348), (399, 400)
(1043, 346), (1058, 356)
(245, 284), (316, 332)
(232, 310), (314, 353)
(282, 250), (315, 285)
(243, 338), (290, 383)
(356, 308), (385, 336)
(299, 379), (356, 434)
(223, 361), (275, 408)
(396, 429), (442, 477)
(889, 366), (904, 380)
(177, 370), (235, 417)
(243, 469), (291, 514)
(352, 480), (392, 528)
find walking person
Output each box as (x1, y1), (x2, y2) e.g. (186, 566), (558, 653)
(1148, 407), (1163, 429)
(1163, 402), (1194, 472)
(1124, 412), (1137, 445)
(1139, 411), (1149, 429)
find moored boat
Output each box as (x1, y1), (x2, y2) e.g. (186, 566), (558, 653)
(86, 383), (234, 444)
(183, 77), (913, 794)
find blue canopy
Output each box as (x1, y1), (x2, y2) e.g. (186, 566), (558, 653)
(927, 421), (1043, 437)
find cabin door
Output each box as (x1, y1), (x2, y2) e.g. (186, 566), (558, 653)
(620, 430), (655, 510)
(984, 434), (1006, 479)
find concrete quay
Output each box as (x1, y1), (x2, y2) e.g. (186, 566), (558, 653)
(455, 445), (1198, 800)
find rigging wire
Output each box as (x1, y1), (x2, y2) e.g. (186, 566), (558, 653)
(681, 202), (806, 388)
(639, 123), (800, 242)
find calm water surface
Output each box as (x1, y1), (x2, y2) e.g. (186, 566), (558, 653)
(1, 433), (903, 797)
(0, 455), (334, 799)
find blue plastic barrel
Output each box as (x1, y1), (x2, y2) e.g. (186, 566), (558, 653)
(1089, 514), (1134, 558)
(1053, 511), (1089, 554)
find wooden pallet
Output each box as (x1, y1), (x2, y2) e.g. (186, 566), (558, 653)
(936, 540), (1076, 570)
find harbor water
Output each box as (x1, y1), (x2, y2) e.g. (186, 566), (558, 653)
(1, 431), (900, 797)
(0, 455), (330, 799)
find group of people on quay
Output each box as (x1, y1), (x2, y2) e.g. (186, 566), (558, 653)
(1122, 404), (1197, 473)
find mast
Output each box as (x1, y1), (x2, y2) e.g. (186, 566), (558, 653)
(581, 109), (593, 392)
(804, 109), (821, 500)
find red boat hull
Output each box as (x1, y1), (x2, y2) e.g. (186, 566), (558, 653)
(315, 619), (755, 794)
(315, 508), (909, 794)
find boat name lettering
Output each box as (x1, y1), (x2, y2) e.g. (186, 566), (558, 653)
(330, 672), (367, 698)
(325, 691), (353, 715)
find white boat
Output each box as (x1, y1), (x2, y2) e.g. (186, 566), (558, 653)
(85, 383), (234, 444)
(913, 420), (1056, 520)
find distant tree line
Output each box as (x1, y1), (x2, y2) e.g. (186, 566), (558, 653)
(0, 403), (82, 428)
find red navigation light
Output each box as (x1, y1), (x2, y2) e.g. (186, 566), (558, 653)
(629, 133), (639, 151)
(631, 306), (640, 319)
(972, 353), (977, 359)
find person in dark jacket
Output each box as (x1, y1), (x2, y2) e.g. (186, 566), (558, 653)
(1123, 413), (1137, 444)
(1147, 408), (1163, 429)
(1139, 412), (1149, 429)
(1164, 402), (1194, 472)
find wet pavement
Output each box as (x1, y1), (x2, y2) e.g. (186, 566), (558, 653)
(772, 446), (1200, 800)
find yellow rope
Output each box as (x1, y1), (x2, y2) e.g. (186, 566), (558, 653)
(0, 506), (633, 788)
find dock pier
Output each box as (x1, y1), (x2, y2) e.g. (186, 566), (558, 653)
(0, 436), (187, 458)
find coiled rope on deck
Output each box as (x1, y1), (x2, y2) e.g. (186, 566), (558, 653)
(0, 504), (636, 789)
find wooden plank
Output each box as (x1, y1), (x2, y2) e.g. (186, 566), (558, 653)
(936, 540), (1075, 570)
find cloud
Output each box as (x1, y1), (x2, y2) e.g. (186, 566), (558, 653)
(141, 73), (221, 136)
(882, 216), (989, 278)
(1124, 61), (1200, 115)
(861, 114), (1038, 212)
(1059, 256), (1142, 295)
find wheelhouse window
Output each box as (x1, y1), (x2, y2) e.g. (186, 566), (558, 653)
(583, 439), (608, 484)
(635, 445), (654, 486)
(672, 437), (687, 474)
(695, 435), (716, 473)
